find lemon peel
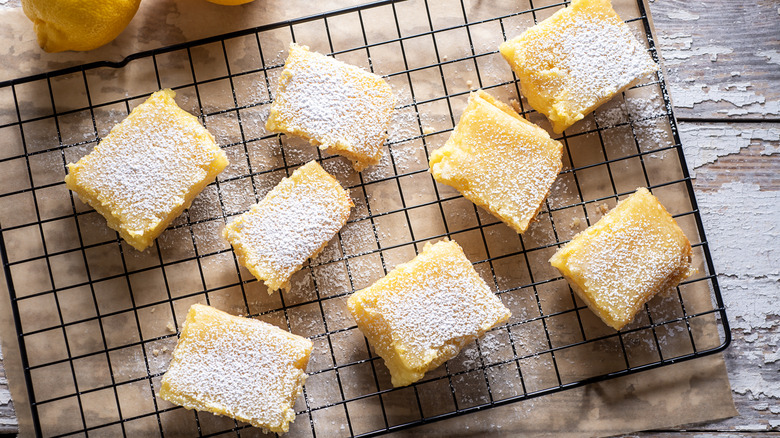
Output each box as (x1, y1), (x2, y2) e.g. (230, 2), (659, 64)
(22, 0), (142, 53)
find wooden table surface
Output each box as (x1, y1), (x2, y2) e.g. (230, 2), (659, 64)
(0, 0), (778, 436)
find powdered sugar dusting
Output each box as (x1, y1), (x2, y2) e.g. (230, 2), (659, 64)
(501, 0), (657, 131)
(388, 272), (507, 358)
(350, 240), (511, 385)
(550, 189), (692, 328)
(66, 89), (227, 248)
(161, 304), (311, 432)
(223, 161), (352, 292)
(555, 16), (655, 106)
(579, 220), (684, 312)
(429, 91), (563, 234)
(267, 44), (396, 170)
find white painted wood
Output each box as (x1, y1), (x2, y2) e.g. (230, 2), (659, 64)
(0, 346), (17, 434)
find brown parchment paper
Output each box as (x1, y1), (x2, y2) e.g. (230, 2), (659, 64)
(0, 0), (736, 436)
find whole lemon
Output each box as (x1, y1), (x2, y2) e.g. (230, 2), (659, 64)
(22, 0), (142, 53)
(206, 0), (256, 5)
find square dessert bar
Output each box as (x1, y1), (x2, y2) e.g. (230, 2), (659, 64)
(64, 89), (228, 251)
(223, 160), (353, 293)
(347, 240), (511, 387)
(429, 90), (563, 234)
(266, 43), (396, 171)
(549, 188), (693, 330)
(160, 304), (312, 434)
(499, 0), (658, 133)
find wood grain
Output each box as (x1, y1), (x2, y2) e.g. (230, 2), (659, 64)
(682, 122), (780, 192)
(643, 5), (780, 432)
(0, 350), (15, 435)
(634, 434), (780, 437)
(648, 0), (780, 121)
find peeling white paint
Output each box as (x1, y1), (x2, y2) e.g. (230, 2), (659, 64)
(697, 182), (780, 334)
(695, 182), (779, 407)
(755, 50), (780, 65)
(658, 32), (778, 117)
(666, 10), (700, 21)
(680, 125), (750, 171)
(659, 33), (733, 63)
(736, 424), (770, 431)
(679, 125), (780, 175)
(728, 340), (780, 401)
(765, 349), (780, 364)
(670, 81), (780, 116)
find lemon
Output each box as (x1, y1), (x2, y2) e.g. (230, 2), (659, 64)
(206, 0), (256, 5)
(22, 0), (142, 53)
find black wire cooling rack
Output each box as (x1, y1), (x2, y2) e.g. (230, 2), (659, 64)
(0, 0), (730, 436)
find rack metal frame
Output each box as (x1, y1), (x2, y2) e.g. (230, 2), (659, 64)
(0, 0), (730, 436)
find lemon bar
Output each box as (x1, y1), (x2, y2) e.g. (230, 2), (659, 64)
(64, 89), (228, 251)
(549, 188), (693, 330)
(266, 43), (396, 171)
(347, 240), (511, 387)
(160, 304), (312, 433)
(223, 161), (353, 292)
(429, 90), (563, 234)
(499, 0), (658, 133)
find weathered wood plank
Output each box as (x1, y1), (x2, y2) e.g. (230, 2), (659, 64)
(679, 122), (780, 191)
(635, 433), (780, 437)
(668, 122), (779, 434)
(0, 346), (17, 434)
(648, 0), (780, 120)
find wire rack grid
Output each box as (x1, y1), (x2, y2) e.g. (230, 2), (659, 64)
(0, 0), (730, 436)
